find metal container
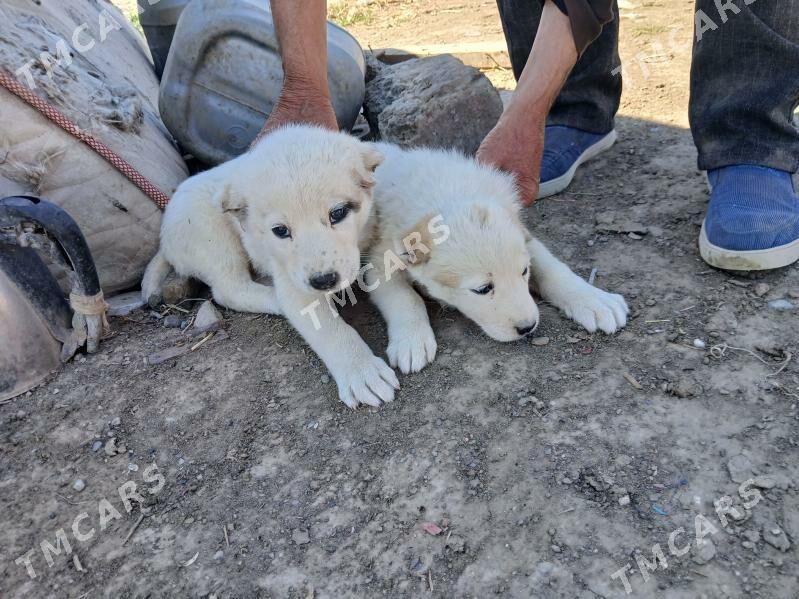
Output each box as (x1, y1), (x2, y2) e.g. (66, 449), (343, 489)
(158, 0), (366, 165)
(138, 0), (191, 78)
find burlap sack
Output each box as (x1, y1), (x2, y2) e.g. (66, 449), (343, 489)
(0, 0), (187, 292)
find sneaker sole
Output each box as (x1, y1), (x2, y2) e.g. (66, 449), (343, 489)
(537, 130), (618, 199)
(699, 221), (799, 271)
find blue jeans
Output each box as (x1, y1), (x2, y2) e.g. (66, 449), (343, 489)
(496, 0), (799, 172)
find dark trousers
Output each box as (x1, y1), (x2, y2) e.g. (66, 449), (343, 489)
(496, 0), (799, 172)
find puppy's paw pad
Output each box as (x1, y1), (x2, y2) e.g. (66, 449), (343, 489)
(387, 326), (437, 374)
(563, 286), (629, 334)
(335, 355), (399, 409)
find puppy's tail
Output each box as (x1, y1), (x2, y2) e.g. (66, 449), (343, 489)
(141, 250), (172, 307)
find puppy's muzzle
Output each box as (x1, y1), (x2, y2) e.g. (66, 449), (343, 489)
(309, 271), (340, 291)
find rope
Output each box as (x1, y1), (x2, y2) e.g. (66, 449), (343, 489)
(69, 291), (108, 316)
(0, 69), (171, 209)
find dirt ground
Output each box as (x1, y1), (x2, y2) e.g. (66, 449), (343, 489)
(2, 1), (798, 598)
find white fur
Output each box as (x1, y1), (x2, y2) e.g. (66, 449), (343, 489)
(367, 144), (629, 374)
(142, 125), (398, 409)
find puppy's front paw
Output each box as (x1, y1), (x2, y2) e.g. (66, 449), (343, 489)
(559, 282), (629, 334)
(387, 324), (437, 374)
(334, 355), (400, 409)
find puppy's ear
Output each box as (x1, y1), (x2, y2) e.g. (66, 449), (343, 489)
(468, 204), (492, 228)
(357, 144), (384, 191)
(362, 143), (384, 173)
(214, 183), (248, 231)
(396, 213), (436, 266)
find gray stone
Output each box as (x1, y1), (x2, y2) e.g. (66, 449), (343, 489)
(692, 539), (716, 564)
(727, 454), (753, 483)
(753, 283), (770, 297)
(763, 524), (791, 552)
(292, 529), (310, 545)
(193, 300), (223, 332)
(668, 376), (702, 398)
(73, 479), (86, 492)
(364, 54), (503, 155)
(742, 529), (760, 544)
(163, 314), (183, 328)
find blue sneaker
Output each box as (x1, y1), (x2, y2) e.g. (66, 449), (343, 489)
(699, 165), (799, 270)
(538, 126), (617, 199)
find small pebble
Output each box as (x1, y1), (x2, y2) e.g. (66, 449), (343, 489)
(91, 440), (103, 452)
(618, 495), (631, 506)
(693, 338), (706, 349)
(213, 550), (224, 561)
(73, 479), (86, 492)
(753, 283), (770, 297)
(321, 374), (330, 384)
(163, 314), (183, 328)
(692, 539), (716, 564)
(110, 417), (121, 427)
(531, 337), (550, 346)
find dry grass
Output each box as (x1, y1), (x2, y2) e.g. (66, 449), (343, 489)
(111, 0), (141, 30)
(327, 1), (380, 27)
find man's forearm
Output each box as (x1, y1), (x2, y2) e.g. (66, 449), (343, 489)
(475, 1), (580, 204)
(503, 0), (578, 128)
(258, 1), (338, 136)
(270, 0), (330, 97)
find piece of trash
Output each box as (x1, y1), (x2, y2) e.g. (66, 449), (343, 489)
(652, 504), (668, 516)
(73, 553), (87, 573)
(623, 372), (643, 390)
(768, 299), (796, 311)
(181, 551), (199, 567)
(421, 522), (443, 535)
(106, 291), (146, 317)
(146, 330), (229, 365)
(588, 268), (598, 286)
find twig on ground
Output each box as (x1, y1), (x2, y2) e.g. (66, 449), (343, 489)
(123, 514), (145, 546)
(190, 332), (214, 351)
(767, 352), (793, 378)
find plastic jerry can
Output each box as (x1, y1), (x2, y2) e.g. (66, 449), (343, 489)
(138, 0), (191, 78)
(158, 0), (366, 166)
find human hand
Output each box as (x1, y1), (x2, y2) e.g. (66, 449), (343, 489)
(253, 77), (338, 145)
(476, 110), (545, 206)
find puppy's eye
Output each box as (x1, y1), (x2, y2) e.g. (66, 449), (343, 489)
(522, 266), (529, 277)
(471, 283), (494, 295)
(329, 204), (352, 225)
(272, 225), (291, 239)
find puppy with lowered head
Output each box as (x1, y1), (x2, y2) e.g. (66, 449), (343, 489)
(364, 143), (629, 375)
(142, 125), (398, 408)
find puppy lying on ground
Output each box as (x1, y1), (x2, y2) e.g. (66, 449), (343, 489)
(365, 144), (629, 375)
(142, 125), (399, 408)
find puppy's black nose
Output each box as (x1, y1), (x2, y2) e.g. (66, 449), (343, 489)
(309, 271), (340, 290)
(516, 323), (537, 336)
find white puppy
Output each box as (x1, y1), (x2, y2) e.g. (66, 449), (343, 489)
(364, 144), (629, 374)
(142, 125), (399, 408)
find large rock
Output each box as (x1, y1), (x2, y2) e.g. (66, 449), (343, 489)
(364, 54), (503, 154)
